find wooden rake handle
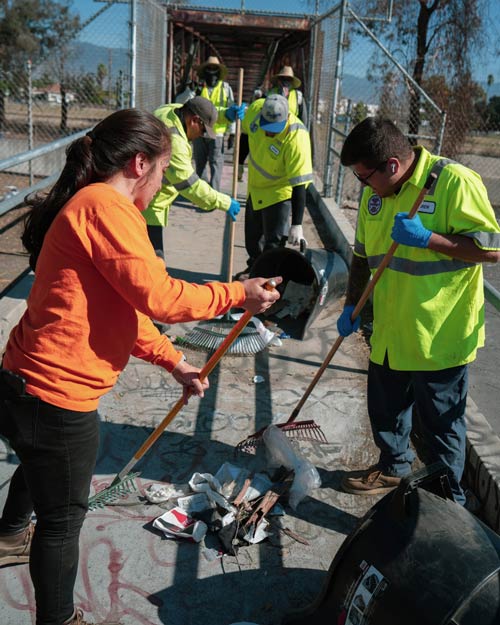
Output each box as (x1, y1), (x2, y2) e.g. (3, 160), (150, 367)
(226, 67), (244, 283)
(112, 279), (277, 484)
(286, 172), (437, 424)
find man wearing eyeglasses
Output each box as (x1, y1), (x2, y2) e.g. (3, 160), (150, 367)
(337, 117), (500, 506)
(143, 96), (241, 262)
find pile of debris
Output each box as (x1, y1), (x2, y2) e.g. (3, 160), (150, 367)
(146, 425), (321, 557)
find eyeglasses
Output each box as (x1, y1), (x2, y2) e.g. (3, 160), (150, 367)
(352, 161), (387, 185)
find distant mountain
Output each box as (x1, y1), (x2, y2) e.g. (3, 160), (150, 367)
(67, 41), (129, 79)
(340, 73), (378, 105)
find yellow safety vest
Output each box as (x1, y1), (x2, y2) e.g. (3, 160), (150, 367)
(142, 103), (230, 227)
(354, 146), (500, 370)
(241, 98), (313, 210)
(200, 81), (231, 135)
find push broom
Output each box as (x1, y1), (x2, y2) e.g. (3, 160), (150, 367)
(236, 171), (438, 453)
(88, 280), (277, 510)
(178, 69), (274, 356)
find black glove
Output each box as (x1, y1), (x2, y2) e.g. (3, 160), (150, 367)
(227, 134), (235, 150)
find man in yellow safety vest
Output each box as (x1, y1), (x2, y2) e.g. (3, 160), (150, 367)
(237, 93), (313, 277)
(337, 117), (500, 506)
(193, 56), (243, 191)
(268, 65), (308, 126)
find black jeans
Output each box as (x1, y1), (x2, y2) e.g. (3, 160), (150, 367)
(0, 373), (99, 625)
(244, 196), (290, 268)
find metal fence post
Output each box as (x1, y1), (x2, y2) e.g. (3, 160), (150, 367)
(129, 0), (137, 108)
(27, 59), (34, 186)
(324, 0), (346, 197)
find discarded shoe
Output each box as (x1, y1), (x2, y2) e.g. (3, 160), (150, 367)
(64, 608), (123, 625)
(341, 466), (401, 495)
(0, 522), (34, 566)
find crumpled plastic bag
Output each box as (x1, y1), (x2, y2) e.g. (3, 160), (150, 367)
(144, 483), (189, 504)
(263, 424), (321, 509)
(189, 472), (236, 513)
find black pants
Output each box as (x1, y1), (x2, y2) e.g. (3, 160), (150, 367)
(147, 224), (165, 259)
(0, 372), (99, 625)
(244, 196), (290, 268)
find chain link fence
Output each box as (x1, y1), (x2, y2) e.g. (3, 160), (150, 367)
(0, 0), (167, 213)
(308, 2), (500, 214)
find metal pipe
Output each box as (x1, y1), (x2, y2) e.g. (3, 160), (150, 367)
(306, 15), (316, 133)
(167, 17), (174, 103)
(161, 7), (168, 105)
(435, 110), (447, 155)
(0, 173), (59, 217)
(0, 129), (91, 172)
(324, 0), (346, 197)
(129, 0), (137, 108)
(485, 279), (500, 313)
(27, 59), (34, 186)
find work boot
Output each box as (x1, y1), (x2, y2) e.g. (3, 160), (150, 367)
(0, 522), (34, 566)
(64, 608), (123, 625)
(341, 466), (401, 495)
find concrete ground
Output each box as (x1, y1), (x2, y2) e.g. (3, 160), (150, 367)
(0, 159), (383, 625)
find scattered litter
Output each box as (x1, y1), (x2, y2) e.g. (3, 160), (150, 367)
(242, 517), (271, 544)
(278, 332), (291, 339)
(144, 483), (189, 504)
(153, 507), (207, 543)
(177, 493), (213, 514)
(263, 425), (321, 509)
(149, 450), (320, 555)
(252, 375), (265, 384)
(189, 472), (235, 513)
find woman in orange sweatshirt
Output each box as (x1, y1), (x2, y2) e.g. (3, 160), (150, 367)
(0, 108), (280, 625)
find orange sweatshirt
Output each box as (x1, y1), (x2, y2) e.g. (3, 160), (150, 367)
(3, 183), (245, 411)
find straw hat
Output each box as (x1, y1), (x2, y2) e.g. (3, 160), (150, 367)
(194, 55), (228, 80)
(271, 65), (301, 89)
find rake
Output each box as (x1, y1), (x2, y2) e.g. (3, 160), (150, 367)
(88, 279), (277, 511)
(236, 172), (438, 453)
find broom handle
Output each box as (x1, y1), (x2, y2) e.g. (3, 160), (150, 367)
(226, 67), (244, 283)
(286, 172), (437, 424)
(113, 279), (276, 484)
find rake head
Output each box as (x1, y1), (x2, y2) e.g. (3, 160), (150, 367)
(236, 420), (328, 454)
(87, 472), (140, 511)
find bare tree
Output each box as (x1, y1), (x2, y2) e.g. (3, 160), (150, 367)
(352, 0), (487, 152)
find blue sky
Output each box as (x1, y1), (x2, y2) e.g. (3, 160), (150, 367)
(70, 0), (500, 85)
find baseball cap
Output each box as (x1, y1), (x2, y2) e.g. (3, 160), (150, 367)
(184, 96), (218, 139)
(259, 94), (289, 133)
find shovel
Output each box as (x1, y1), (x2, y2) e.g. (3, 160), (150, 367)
(236, 171), (438, 453)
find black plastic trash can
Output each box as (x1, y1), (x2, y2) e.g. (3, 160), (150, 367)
(249, 243), (348, 339)
(282, 464), (500, 625)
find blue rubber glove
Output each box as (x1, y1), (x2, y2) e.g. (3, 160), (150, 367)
(225, 103), (247, 122)
(227, 198), (240, 221)
(391, 212), (432, 248)
(337, 305), (361, 337)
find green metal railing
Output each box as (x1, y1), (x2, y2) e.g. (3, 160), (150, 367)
(485, 279), (500, 312)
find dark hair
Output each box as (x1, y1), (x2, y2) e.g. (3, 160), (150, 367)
(340, 117), (413, 168)
(22, 108), (170, 270)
